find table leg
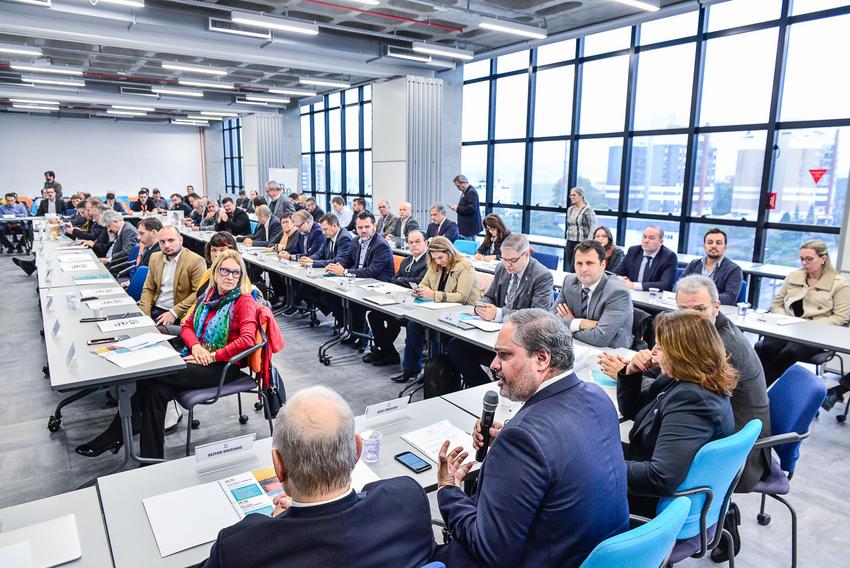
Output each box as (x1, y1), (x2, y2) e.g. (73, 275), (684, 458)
(117, 382), (164, 466)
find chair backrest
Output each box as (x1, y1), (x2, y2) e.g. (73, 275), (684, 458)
(393, 253), (404, 273)
(675, 266), (684, 282)
(453, 239), (478, 255)
(127, 243), (140, 264)
(249, 219), (259, 233)
(475, 270), (494, 293)
(30, 202), (39, 215)
(126, 265), (149, 301)
(736, 279), (748, 304)
(768, 365), (826, 474)
(580, 497), (690, 568)
(17, 195), (33, 210)
(659, 419), (762, 539)
(531, 250), (559, 269)
(631, 307), (655, 351)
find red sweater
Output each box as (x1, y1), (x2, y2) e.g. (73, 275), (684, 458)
(181, 294), (258, 362)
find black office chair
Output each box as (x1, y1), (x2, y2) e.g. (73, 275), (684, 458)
(631, 307), (656, 351)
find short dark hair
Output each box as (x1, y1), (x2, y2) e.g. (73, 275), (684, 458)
(281, 212), (293, 221)
(221, 196), (234, 205)
(574, 239), (606, 263)
(5, 192), (15, 199)
(140, 218), (163, 232)
(44, 170), (55, 178)
(187, 192), (201, 201)
(170, 193), (183, 201)
(704, 227), (728, 243)
(152, 188), (160, 195)
(353, 197), (366, 208)
(305, 197), (316, 205)
(106, 192), (116, 200)
(205, 231), (238, 264)
(253, 196), (268, 207)
(238, 189), (246, 195)
(319, 213), (340, 226)
(289, 192), (300, 200)
(331, 196), (344, 205)
(138, 188), (149, 196)
(355, 211), (375, 224)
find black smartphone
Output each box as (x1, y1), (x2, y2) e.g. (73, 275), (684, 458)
(394, 451), (432, 473)
(86, 334), (129, 346)
(80, 317), (107, 323)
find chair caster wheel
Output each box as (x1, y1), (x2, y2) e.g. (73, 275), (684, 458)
(757, 513), (771, 526)
(47, 416), (61, 432)
(191, 419), (200, 430)
(239, 415), (249, 425)
(837, 415), (846, 423)
(323, 359), (331, 366)
(254, 401), (264, 411)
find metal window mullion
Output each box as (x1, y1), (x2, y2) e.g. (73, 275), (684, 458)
(522, 49), (535, 237)
(618, 26), (639, 242)
(485, 67), (496, 213)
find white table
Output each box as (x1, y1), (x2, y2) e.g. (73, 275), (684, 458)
(0, 488), (113, 568)
(97, 396), (476, 568)
(34, 238), (113, 290)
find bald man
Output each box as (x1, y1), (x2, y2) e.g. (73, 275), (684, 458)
(389, 201), (419, 239)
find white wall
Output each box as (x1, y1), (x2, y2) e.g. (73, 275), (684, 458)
(0, 113), (204, 198)
(372, 77), (408, 210)
(203, 122), (225, 202)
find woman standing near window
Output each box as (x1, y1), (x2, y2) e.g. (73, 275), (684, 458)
(566, 187), (596, 271)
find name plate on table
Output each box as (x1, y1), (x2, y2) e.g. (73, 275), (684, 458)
(51, 319), (61, 338)
(196, 434), (257, 473)
(65, 343), (77, 368)
(363, 396), (410, 428)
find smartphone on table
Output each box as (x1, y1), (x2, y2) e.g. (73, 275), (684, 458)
(394, 451), (432, 473)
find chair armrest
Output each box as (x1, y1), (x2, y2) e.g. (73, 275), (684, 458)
(753, 431), (808, 449)
(227, 340), (265, 364)
(116, 264), (134, 278)
(109, 261), (130, 275)
(629, 513), (653, 528)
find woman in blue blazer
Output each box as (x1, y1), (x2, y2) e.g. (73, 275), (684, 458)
(616, 310), (737, 517)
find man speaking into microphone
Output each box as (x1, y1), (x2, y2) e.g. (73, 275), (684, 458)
(434, 309), (629, 568)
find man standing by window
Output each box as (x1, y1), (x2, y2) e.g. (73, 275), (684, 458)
(449, 174), (482, 241)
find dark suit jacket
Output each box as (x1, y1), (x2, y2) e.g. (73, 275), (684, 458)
(203, 477), (435, 568)
(309, 206), (325, 222)
(437, 374), (629, 568)
(130, 199), (157, 213)
(425, 219), (459, 242)
(391, 216), (420, 238)
(618, 373), (734, 516)
(482, 257), (553, 317)
(477, 237), (504, 258)
(215, 208), (251, 236)
(605, 247), (625, 273)
(682, 257), (745, 305)
(108, 223), (138, 264)
(71, 223), (105, 243)
(36, 198), (67, 216)
(292, 222), (325, 258)
(614, 245), (678, 291)
(248, 216), (283, 247)
(310, 229), (353, 268)
(138, 243), (160, 268)
(341, 235), (395, 281)
(171, 202), (193, 216)
(268, 197), (293, 219)
(346, 209), (371, 232)
(456, 186), (483, 237)
(391, 253), (428, 287)
(555, 273), (634, 349)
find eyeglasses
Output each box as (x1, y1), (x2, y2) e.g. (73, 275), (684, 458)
(217, 267), (242, 280)
(681, 305), (710, 313)
(799, 256), (819, 264)
(502, 253), (525, 265)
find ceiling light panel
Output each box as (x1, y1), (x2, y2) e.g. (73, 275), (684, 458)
(106, 109), (146, 116)
(97, 0), (145, 7)
(610, 0), (660, 12)
(177, 78), (235, 90)
(151, 86), (204, 97)
(9, 0), (52, 6)
(268, 87), (315, 97)
(111, 105), (155, 112)
(10, 63), (84, 76)
(9, 98), (60, 105)
(299, 77), (350, 89)
(200, 111), (238, 117)
(411, 43), (473, 61)
(19, 75), (86, 87)
(161, 62), (227, 76)
(478, 18), (548, 39)
(0, 43), (42, 57)
(244, 94), (290, 104)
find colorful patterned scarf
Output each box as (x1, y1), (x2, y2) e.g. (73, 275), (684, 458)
(182, 286), (243, 355)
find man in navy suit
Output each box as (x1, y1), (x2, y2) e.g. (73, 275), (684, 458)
(449, 174), (483, 240)
(278, 209), (324, 261)
(203, 386), (435, 568)
(435, 309), (629, 568)
(286, 213), (354, 316)
(614, 225), (679, 291)
(681, 227), (744, 305)
(323, 211), (395, 348)
(425, 203), (459, 242)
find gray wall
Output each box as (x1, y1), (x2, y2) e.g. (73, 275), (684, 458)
(437, 66), (464, 212)
(203, 122), (225, 201)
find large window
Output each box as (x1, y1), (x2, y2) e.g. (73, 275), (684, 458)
(461, 0), (849, 305)
(300, 85), (372, 210)
(222, 118), (244, 194)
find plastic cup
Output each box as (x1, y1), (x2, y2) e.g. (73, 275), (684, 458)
(648, 287), (660, 301)
(362, 431), (382, 463)
(65, 291), (80, 310)
(737, 302), (751, 317)
(93, 307), (105, 319)
(306, 266), (315, 277)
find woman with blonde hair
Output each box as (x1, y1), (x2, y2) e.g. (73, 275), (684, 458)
(392, 237), (482, 383)
(617, 310), (737, 516)
(757, 239), (850, 387)
(76, 250), (259, 460)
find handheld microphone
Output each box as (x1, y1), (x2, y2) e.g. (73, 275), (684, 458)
(476, 390), (500, 462)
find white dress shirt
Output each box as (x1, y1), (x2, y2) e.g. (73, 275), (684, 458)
(289, 488), (354, 508)
(633, 250), (660, 291)
(569, 276), (602, 332)
(494, 266), (527, 323)
(155, 250), (182, 314)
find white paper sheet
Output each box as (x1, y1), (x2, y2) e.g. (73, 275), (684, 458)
(357, 282), (410, 295)
(86, 296), (137, 310)
(364, 295), (398, 306)
(416, 302), (462, 310)
(57, 253), (92, 262)
(143, 482), (240, 558)
(0, 514), (81, 568)
(97, 316), (155, 333)
(0, 541), (32, 568)
(72, 274), (112, 283)
(100, 344), (177, 368)
(75, 286), (125, 297)
(401, 419), (474, 464)
(61, 262), (99, 272)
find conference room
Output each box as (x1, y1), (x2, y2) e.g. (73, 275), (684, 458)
(2, 0), (850, 566)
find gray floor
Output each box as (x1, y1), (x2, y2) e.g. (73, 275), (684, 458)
(2, 253), (848, 567)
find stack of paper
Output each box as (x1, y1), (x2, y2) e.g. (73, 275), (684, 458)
(57, 252), (92, 262)
(61, 261), (99, 272)
(86, 296), (137, 310)
(76, 286), (125, 298)
(458, 313), (502, 332)
(97, 316), (155, 333)
(91, 332), (177, 368)
(401, 420), (474, 464)
(358, 282), (410, 295)
(73, 274), (112, 283)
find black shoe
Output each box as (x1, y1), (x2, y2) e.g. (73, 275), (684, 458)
(15, 244), (23, 253)
(341, 334), (357, 345)
(5, 247), (13, 254)
(75, 439), (123, 457)
(710, 503), (741, 563)
(373, 351), (401, 367)
(12, 257), (36, 276)
(391, 370), (418, 383)
(353, 338), (369, 351)
(822, 388), (845, 412)
(362, 350), (381, 363)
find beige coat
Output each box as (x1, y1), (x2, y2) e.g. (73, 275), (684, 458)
(139, 249), (207, 318)
(419, 257), (482, 305)
(770, 268), (850, 326)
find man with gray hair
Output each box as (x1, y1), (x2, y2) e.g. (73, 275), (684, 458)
(598, 274), (772, 562)
(425, 203), (459, 242)
(436, 309), (629, 567)
(242, 204), (282, 248)
(265, 180), (294, 218)
(446, 233), (554, 388)
(450, 174), (482, 240)
(202, 386), (436, 568)
(98, 209), (138, 267)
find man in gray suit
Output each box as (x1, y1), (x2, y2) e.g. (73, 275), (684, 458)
(98, 209), (138, 268)
(555, 240), (633, 349)
(446, 233), (554, 388)
(266, 180), (294, 219)
(390, 201), (419, 239)
(375, 200), (399, 237)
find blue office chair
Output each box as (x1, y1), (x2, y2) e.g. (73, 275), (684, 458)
(750, 365), (825, 568)
(30, 202), (39, 215)
(126, 265), (149, 301)
(581, 497), (690, 568)
(420, 564), (446, 568)
(531, 251), (559, 270)
(674, 266), (684, 283)
(660, 419), (762, 565)
(736, 280), (748, 304)
(453, 239), (478, 256)
(249, 219), (259, 233)
(110, 243), (140, 277)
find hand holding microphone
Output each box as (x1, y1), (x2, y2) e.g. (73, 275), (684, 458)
(475, 390), (500, 462)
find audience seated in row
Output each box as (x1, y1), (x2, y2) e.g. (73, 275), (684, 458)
(614, 225), (678, 292)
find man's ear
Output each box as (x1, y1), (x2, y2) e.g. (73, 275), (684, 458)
(272, 448), (287, 484)
(354, 434), (363, 463)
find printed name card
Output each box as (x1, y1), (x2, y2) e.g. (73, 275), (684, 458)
(195, 434), (256, 465)
(364, 396), (409, 419)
